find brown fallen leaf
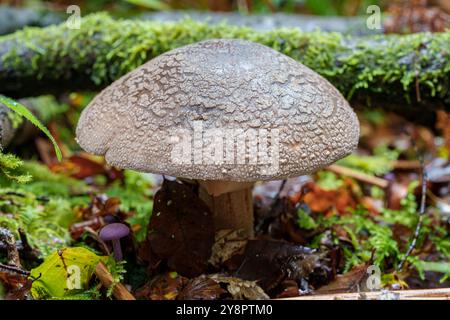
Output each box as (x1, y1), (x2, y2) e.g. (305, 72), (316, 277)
(70, 195), (130, 246)
(146, 179), (214, 278)
(209, 229), (247, 268)
(315, 262), (369, 294)
(303, 182), (356, 215)
(50, 153), (123, 182)
(0, 272), (31, 300)
(210, 274), (269, 300)
(234, 239), (330, 292)
(275, 280), (300, 299)
(178, 275), (226, 300)
(135, 272), (187, 300)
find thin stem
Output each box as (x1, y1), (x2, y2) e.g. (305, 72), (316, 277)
(397, 162), (428, 270)
(111, 239), (123, 261)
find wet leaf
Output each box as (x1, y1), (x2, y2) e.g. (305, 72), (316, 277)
(210, 274), (269, 300)
(146, 179), (214, 278)
(316, 263), (369, 294)
(209, 229), (247, 268)
(178, 275), (225, 300)
(234, 239), (328, 291)
(29, 247), (106, 299)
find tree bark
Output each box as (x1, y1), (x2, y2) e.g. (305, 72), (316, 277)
(0, 13), (448, 125)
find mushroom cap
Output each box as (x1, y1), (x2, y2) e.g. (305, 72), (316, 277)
(76, 39), (359, 182)
(99, 223), (130, 241)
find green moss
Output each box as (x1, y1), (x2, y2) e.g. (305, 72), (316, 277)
(1, 13), (449, 105)
(0, 151), (31, 184)
(0, 188), (76, 257)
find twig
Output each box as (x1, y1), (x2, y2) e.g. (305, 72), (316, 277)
(95, 261), (135, 300)
(0, 263), (30, 276)
(392, 160), (421, 170)
(397, 161), (428, 270)
(326, 164), (389, 188)
(280, 288), (450, 300)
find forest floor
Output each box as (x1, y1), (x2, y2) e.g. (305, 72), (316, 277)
(0, 95), (449, 300)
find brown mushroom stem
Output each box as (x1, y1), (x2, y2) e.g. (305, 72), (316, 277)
(198, 181), (254, 237)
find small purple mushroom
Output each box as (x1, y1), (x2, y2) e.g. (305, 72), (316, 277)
(99, 223), (130, 261)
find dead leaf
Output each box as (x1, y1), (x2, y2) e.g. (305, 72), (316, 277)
(234, 239), (329, 292)
(178, 275), (226, 300)
(210, 274), (269, 300)
(385, 0), (449, 33)
(209, 229), (247, 268)
(70, 195), (126, 240)
(50, 153), (123, 182)
(303, 183), (356, 215)
(135, 272), (187, 300)
(275, 280), (300, 298)
(316, 263), (369, 294)
(146, 179), (214, 278)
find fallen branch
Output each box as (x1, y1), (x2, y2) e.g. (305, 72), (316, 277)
(0, 13), (448, 126)
(94, 261), (135, 300)
(282, 288), (450, 300)
(326, 164), (389, 188)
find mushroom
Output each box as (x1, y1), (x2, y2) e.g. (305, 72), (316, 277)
(76, 39), (359, 237)
(99, 223), (130, 261)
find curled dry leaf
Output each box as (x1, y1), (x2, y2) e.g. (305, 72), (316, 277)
(210, 274), (269, 300)
(209, 229), (247, 268)
(146, 179), (214, 278)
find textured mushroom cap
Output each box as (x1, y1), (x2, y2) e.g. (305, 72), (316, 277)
(99, 223), (130, 241)
(76, 39), (359, 182)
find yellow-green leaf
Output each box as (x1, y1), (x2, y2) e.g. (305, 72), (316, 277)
(29, 247), (106, 299)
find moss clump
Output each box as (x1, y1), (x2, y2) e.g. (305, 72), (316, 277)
(0, 13), (448, 108)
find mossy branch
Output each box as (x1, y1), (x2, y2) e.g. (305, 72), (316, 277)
(0, 13), (448, 123)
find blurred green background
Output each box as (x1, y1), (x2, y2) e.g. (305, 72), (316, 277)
(1, 0), (385, 16)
